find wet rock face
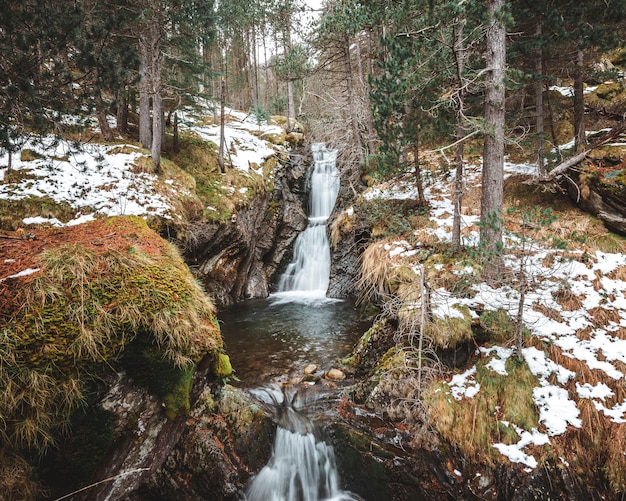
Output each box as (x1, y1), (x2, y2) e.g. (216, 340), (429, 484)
(131, 387), (274, 501)
(327, 183), (370, 298)
(184, 152), (308, 307)
(79, 371), (273, 501)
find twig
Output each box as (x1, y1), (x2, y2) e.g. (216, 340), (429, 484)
(53, 468), (150, 501)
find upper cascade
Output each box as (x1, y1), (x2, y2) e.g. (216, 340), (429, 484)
(276, 143), (340, 297)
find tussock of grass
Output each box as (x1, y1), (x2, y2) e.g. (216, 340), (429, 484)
(425, 356), (540, 465)
(358, 240), (399, 302)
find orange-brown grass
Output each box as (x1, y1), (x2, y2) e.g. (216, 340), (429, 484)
(532, 341), (626, 492)
(358, 239), (405, 302)
(589, 306), (622, 327)
(608, 265), (626, 282)
(552, 287), (585, 311)
(613, 327), (626, 340)
(425, 357), (540, 466)
(533, 303), (565, 322)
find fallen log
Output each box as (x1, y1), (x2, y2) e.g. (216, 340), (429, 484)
(538, 121), (626, 181)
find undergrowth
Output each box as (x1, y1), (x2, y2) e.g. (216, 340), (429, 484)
(425, 356), (540, 465)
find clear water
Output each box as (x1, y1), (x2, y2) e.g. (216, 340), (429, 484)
(220, 144), (363, 501)
(219, 297), (368, 386)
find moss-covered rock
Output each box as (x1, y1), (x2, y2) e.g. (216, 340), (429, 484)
(0, 216), (222, 453)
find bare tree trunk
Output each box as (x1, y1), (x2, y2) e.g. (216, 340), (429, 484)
(544, 81), (561, 158)
(452, 18), (466, 251)
(173, 112), (179, 153)
(354, 34), (377, 159)
(414, 129), (426, 205)
(515, 265), (526, 357)
(535, 20), (545, 176)
(218, 76), (226, 174)
(574, 47), (587, 153)
(139, 38), (152, 149)
(344, 34), (365, 165)
(287, 80), (295, 132)
(150, 21), (163, 173)
(116, 87), (129, 137)
(480, 0), (506, 276)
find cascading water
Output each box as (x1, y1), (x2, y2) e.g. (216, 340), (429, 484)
(244, 386), (360, 501)
(242, 144), (361, 501)
(276, 143), (340, 297)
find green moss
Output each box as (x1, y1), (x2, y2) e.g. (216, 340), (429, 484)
(477, 309), (518, 344)
(213, 352), (233, 378)
(20, 149), (43, 161)
(424, 305), (473, 349)
(0, 196), (78, 231)
(121, 336), (195, 420)
(1, 217), (222, 451)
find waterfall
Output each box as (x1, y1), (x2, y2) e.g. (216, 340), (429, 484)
(276, 143), (340, 297)
(244, 386), (361, 501)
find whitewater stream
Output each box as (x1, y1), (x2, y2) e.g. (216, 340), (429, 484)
(219, 144), (364, 501)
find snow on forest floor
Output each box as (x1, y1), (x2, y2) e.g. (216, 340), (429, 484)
(0, 101), (288, 227)
(363, 146), (626, 470)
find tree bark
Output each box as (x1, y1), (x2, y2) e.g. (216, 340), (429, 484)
(150, 21), (163, 173)
(480, 0), (506, 273)
(452, 18), (466, 251)
(344, 34), (365, 166)
(139, 37), (152, 149)
(116, 87), (129, 137)
(535, 20), (545, 176)
(574, 48), (587, 153)
(218, 76), (226, 174)
(95, 91), (114, 142)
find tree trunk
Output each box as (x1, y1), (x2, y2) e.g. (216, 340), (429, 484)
(286, 80), (295, 132)
(452, 17), (466, 251)
(218, 77), (226, 174)
(173, 112), (179, 153)
(354, 34), (377, 160)
(480, 0), (506, 275)
(535, 20), (545, 176)
(139, 37), (152, 149)
(116, 87), (129, 137)
(414, 129), (425, 205)
(150, 21), (163, 172)
(574, 47), (586, 153)
(95, 91), (114, 142)
(344, 34), (365, 165)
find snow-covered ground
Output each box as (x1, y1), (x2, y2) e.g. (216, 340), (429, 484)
(363, 144), (626, 470)
(0, 101), (288, 227)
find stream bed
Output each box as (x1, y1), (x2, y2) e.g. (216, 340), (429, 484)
(218, 296), (370, 386)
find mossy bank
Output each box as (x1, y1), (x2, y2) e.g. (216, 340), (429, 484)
(0, 216), (224, 498)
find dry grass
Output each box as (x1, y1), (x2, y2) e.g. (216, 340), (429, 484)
(358, 240), (404, 303)
(552, 286), (585, 311)
(608, 265), (626, 282)
(533, 303), (565, 322)
(330, 211), (356, 249)
(588, 306), (622, 327)
(1, 217), (222, 456)
(425, 357), (540, 465)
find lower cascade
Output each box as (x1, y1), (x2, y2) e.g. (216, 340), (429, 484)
(244, 387), (361, 501)
(276, 143), (340, 297)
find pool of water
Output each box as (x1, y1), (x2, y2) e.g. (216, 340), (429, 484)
(218, 295), (370, 386)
